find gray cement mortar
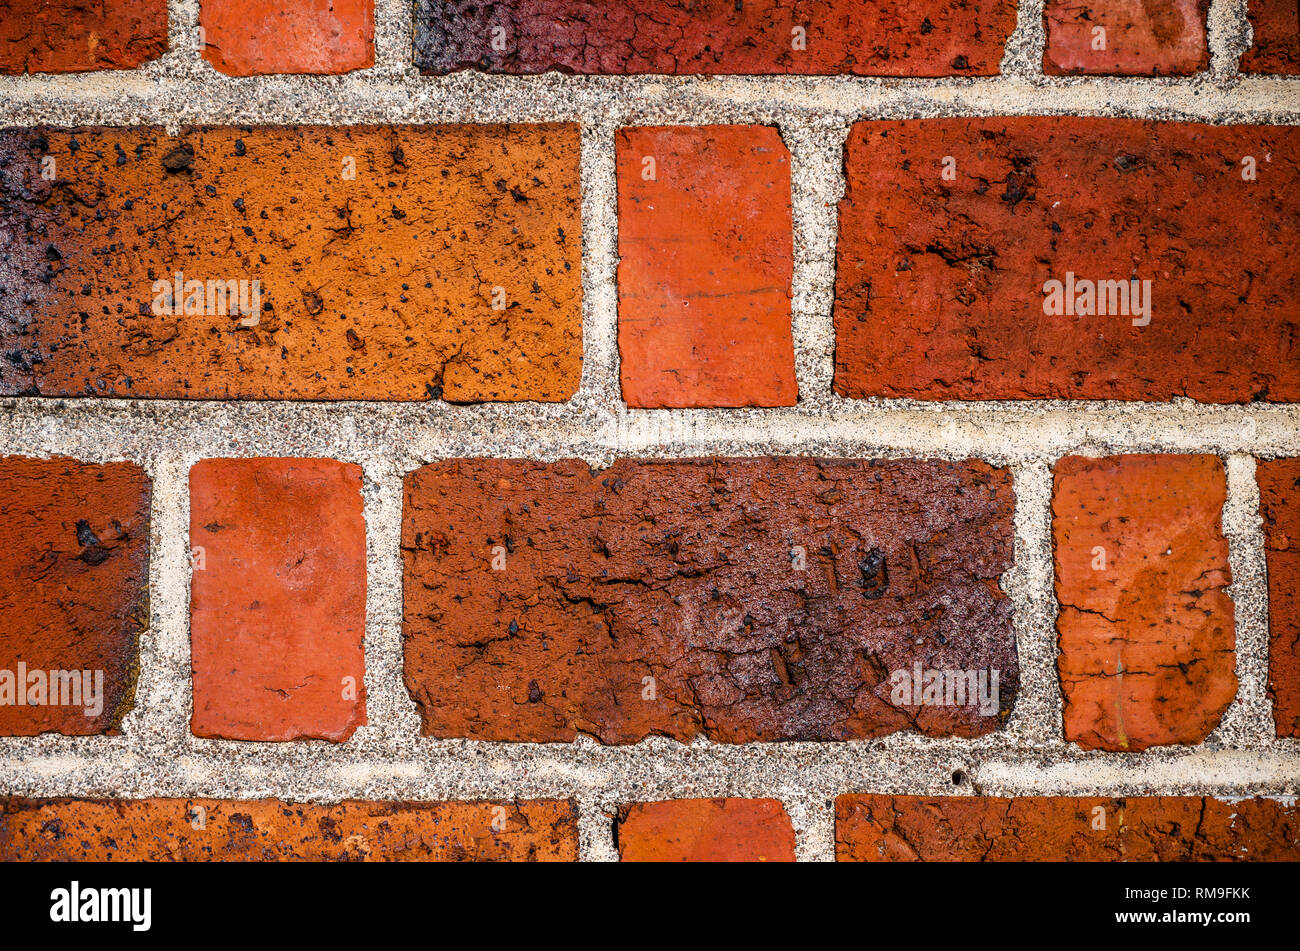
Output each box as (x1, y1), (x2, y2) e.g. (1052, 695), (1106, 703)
(0, 0), (1298, 861)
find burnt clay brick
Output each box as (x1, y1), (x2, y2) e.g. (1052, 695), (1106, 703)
(616, 126), (797, 408)
(1043, 0), (1210, 75)
(1258, 459), (1300, 737)
(200, 0), (374, 75)
(414, 0), (1019, 76)
(402, 457), (1017, 744)
(0, 125), (581, 401)
(190, 458), (367, 741)
(617, 799), (797, 861)
(833, 118), (1300, 402)
(0, 457), (150, 735)
(0, 798), (579, 860)
(0, 0), (167, 74)
(1053, 455), (1236, 751)
(835, 795), (1300, 861)
(1241, 0), (1300, 74)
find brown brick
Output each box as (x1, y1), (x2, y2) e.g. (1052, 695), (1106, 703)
(0, 0), (167, 74)
(402, 458), (1017, 743)
(618, 798), (796, 862)
(836, 795), (1300, 861)
(0, 798), (579, 860)
(833, 118), (1300, 402)
(190, 458), (366, 741)
(1053, 455), (1236, 751)
(0, 457), (150, 735)
(1258, 458), (1300, 737)
(617, 126), (797, 408)
(0, 125), (581, 401)
(1044, 0), (1209, 75)
(414, 0), (1019, 76)
(1241, 0), (1300, 74)
(201, 0), (374, 75)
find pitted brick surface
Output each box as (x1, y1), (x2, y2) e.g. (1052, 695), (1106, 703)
(0, 0), (167, 74)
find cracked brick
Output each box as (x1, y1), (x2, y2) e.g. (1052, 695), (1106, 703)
(402, 457), (1018, 744)
(200, 0), (374, 75)
(0, 0), (167, 74)
(1258, 458), (1300, 737)
(1043, 0), (1210, 75)
(617, 799), (796, 861)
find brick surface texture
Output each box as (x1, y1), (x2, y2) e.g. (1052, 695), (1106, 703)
(414, 0), (1020, 76)
(617, 799), (797, 862)
(200, 0), (375, 76)
(1258, 459), (1300, 737)
(1241, 0), (1300, 73)
(617, 126), (797, 408)
(0, 0), (168, 74)
(1053, 455), (1236, 751)
(0, 798), (579, 860)
(836, 795), (1300, 861)
(833, 118), (1300, 402)
(190, 458), (367, 741)
(1043, 0), (1210, 75)
(403, 457), (1017, 743)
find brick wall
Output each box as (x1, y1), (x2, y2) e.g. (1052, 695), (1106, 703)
(0, 0), (1297, 862)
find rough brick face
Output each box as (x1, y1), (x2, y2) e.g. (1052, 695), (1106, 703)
(836, 795), (1300, 861)
(0, 0), (167, 74)
(0, 798), (579, 860)
(414, 0), (1019, 76)
(1043, 0), (1210, 75)
(1053, 455), (1236, 751)
(617, 126), (797, 408)
(190, 458), (367, 741)
(618, 799), (796, 862)
(833, 118), (1300, 403)
(402, 457), (1017, 744)
(1242, 0), (1300, 73)
(0, 457), (150, 735)
(0, 125), (581, 401)
(201, 0), (374, 75)
(1258, 459), (1300, 737)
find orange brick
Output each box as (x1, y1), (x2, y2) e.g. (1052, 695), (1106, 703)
(0, 125), (581, 401)
(0, 0), (167, 74)
(617, 126), (796, 408)
(1053, 455), (1236, 750)
(618, 799), (796, 862)
(190, 458), (366, 741)
(201, 0), (374, 76)
(1044, 0), (1209, 75)
(0, 798), (579, 860)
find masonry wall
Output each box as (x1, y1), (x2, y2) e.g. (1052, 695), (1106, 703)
(0, 0), (1298, 861)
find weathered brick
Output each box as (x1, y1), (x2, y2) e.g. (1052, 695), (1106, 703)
(190, 458), (366, 741)
(0, 457), (150, 735)
(618, 799), (796, 862)
(414, 0), (1019, 76)
(1043, 0), (1209, 75)
(833, 118), (1300, 402)
(1258, 458), (1300, 737)
(617, 126), (796, 408)
(402, 458), (1017, 743)
(0, 798), (579, 860)
(1241, 0), (1300, 74)
(0, 0), (167, 74)
(836, 795), (1300, 861)
(200, 0), (374, 75)
(1054, 455), (1235, 751)
(0, 125), (581, 401)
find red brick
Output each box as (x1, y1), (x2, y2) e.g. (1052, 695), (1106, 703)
(0, 0), (167, 74)
(833, 118), (1300, 402)
(617, 126), (796, 408)
(402, 458), (1017, 743)
(836, 795), (1300, 861)
(0, 457), (150, 735)
(1053, 455), (1235, 751)
(414, 0), (1019, 76)
(201, 0), (374, 76)
(0, 798), (579, 860)
(190, 458), (366, 741)
(618, 799), (796, 862)
(0, 125), (581, 401)
(1242, 0), (1300, 74)
(1044, 0), (1209, 75)
(1258, 459), (1300, 736)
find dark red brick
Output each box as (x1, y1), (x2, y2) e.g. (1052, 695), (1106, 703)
(1258, 458), (1300, 737)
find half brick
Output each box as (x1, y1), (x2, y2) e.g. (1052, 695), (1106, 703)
(617, 799), (796, 862)
(0, 0), (167, 74)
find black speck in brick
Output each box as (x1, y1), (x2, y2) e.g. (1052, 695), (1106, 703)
(858, 548), (889, 600)
(527, 679), (542, 702)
